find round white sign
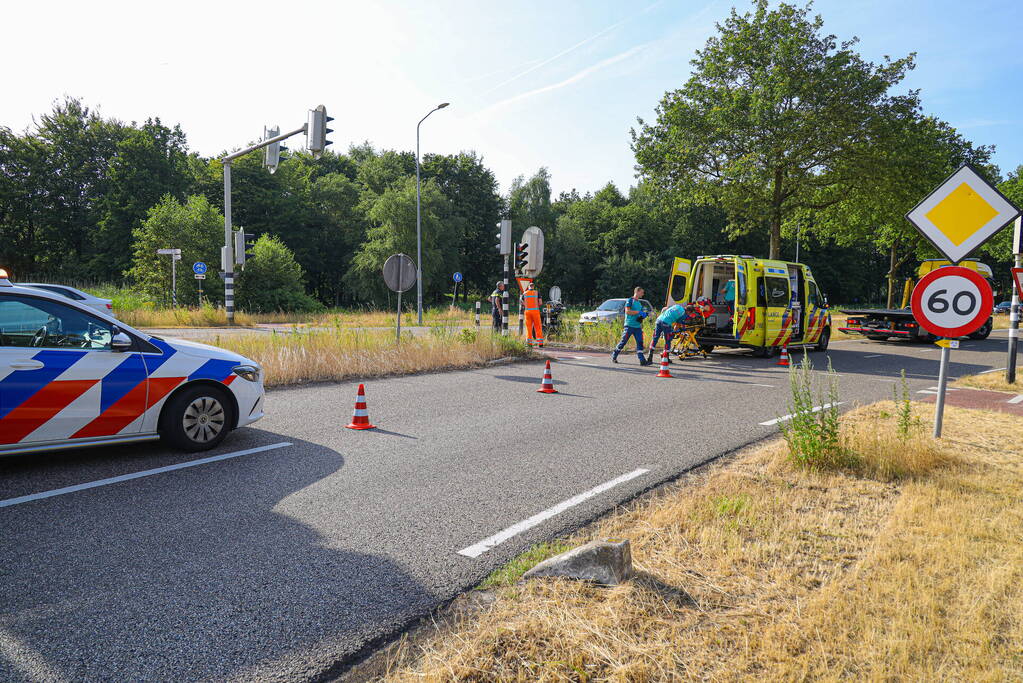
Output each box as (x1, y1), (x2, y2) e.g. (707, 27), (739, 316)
(910, 266), (993, 338)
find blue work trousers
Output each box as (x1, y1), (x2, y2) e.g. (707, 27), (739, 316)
(614, 325), (645, 359)
(649, 321), (675, 352)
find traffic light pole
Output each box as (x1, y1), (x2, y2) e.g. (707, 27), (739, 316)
(219, 124), (307, 324)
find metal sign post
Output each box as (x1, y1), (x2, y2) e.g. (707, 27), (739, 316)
(452, 272), (462, 309)
(911, 267), (993, 437)
(383, 254), (417, 344)
(1008, 218), (1022, 384)
(157, 249), (181, 307)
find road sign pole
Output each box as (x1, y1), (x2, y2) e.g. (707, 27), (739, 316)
(475, 300), (480, 327)
(171, 257), (177, 307)
(502, 255), (509, 335)
(223, 162), (235, 324)
(1007, 218), (1022, 385)
(933, 343), (951, 438)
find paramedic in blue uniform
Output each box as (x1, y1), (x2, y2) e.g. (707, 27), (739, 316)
(612, 287), (651, 365)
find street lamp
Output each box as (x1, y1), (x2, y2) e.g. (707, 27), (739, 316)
(416, 102), (450, 324)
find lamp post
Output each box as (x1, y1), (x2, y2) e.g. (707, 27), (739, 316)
(416, 102), (449, 324)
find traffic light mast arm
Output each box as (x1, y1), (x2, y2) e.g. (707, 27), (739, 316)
(220, 124), (308, 163)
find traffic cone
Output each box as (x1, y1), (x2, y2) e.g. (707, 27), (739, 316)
(656, 349), (673, 378)
(537, 360), (558, 394)
(345, 383), (377, 430)
(777, 345), (790, 367)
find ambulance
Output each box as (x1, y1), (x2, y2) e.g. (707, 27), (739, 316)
(664, 255), (832, 357)
(0, 270), (265, 456)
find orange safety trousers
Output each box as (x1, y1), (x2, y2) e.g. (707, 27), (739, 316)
(525, 310), (543, 346)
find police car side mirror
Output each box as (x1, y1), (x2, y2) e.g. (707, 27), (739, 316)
(111, 329), (132, 352)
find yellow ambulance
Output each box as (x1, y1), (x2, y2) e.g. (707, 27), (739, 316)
(665, 255), (832, 357)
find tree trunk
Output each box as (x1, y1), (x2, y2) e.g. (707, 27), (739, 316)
(886, 243), (897, 309)
(769, 168), (783, 260)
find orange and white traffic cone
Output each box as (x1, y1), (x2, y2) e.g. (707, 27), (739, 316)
(656, 349), (673, 378)
(345, 383), (377, 430)
(537, 359), (558, 394)
(777, 345), (790, 367)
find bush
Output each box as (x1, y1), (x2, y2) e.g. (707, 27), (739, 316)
(781, 354), (847, 470)
(236, 235), (323, 313)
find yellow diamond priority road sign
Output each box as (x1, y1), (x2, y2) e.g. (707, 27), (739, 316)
(906, 164), (1020, 263)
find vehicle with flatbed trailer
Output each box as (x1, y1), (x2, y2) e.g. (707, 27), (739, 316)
(838, 259), (994, 342)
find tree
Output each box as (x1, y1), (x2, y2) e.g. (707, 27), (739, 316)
(127, 195), (223, 306)
(632, 0), (917, 258)
(95, 119), (192, 278)
(346, 177), (457, 305)
(508, 168), (556, 233)
(236, 235), (322, 312)
(815, 114), (993, 306)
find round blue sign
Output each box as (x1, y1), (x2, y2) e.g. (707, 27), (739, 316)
(453, 272), (463, 283)
(193, 262), (207, 275)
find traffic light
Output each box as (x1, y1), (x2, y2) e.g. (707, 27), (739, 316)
(264, 126), (284, 174)
(234, 230), (256, 265)
(495, 219), (511, 255)
(306, 105), (334, 158)
(514, 242), (529, 272)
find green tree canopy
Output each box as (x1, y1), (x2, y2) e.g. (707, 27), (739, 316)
(632, 0), (917, 258)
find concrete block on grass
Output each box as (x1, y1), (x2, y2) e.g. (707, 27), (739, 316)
(522, 539), (633, 586)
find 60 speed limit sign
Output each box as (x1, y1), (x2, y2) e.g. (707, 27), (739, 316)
(910, 266), (993, 338)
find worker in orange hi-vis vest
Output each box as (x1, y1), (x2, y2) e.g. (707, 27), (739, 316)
(522, 282), (544, 348)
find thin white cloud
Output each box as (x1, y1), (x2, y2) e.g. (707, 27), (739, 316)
(476, 42), (653, 116)
(481, 1), (663, 97)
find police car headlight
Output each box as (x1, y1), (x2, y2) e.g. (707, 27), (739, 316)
(232, 364), (260, 382)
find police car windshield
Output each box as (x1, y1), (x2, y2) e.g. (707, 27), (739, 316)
(597, 300), (625, 311)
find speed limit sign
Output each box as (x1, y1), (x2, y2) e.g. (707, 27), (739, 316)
(911, 266), (993, 338)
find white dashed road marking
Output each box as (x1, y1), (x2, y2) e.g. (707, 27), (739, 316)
(759, 403), (845, 427)
(457, 468), (650, 558)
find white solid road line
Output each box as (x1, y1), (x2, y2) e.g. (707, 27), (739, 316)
(0, 442), (293, 509)
(979, 367), (1007, 374)
(744, 383), (776, 387)
(457, 468), (650, 559)
(759, 403), (845, 427)
(1008, 395), (1023, 404)
(864, 354), (882, 358)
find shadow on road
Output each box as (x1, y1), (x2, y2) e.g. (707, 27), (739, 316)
(0, 429), (434, 681)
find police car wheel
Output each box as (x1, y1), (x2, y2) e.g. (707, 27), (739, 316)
(160, 385), (234, 452)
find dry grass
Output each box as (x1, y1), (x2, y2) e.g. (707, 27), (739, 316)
(197, 327), (531, 388)
(375, 403), (1023, 682)
(119, 306), (257, 328)
(954, 370), (1022, 394)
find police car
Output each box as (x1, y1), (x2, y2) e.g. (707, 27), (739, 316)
(0, 270), (265, 455)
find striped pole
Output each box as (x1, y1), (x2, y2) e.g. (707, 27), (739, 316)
(502, 255), (509, 335)
(223, 161), (235, 325)
(475, 300), (480, 327)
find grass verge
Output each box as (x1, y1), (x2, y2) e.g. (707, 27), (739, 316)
(196, 327), (532, 388)
(372, 402), (1022, 681)
(954, 370), (1021, 394)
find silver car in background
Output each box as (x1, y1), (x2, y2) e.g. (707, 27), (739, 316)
(579, 298), (654, 325)
(18, 283), (115, 317)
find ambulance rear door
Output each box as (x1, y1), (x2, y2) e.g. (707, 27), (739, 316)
(665, 257), (691, 307)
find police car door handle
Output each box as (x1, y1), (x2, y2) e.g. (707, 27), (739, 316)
(9, 360), (45, 370)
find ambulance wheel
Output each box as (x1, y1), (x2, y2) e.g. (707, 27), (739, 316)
(813, 327), (830, 352)
(160, 384), (234, 452)
(968, 318), (992, 340)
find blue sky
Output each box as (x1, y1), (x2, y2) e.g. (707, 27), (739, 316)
(4, 0), (1020, 196)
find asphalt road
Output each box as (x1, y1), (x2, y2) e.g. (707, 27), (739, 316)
(0, 332), (1013, 682)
